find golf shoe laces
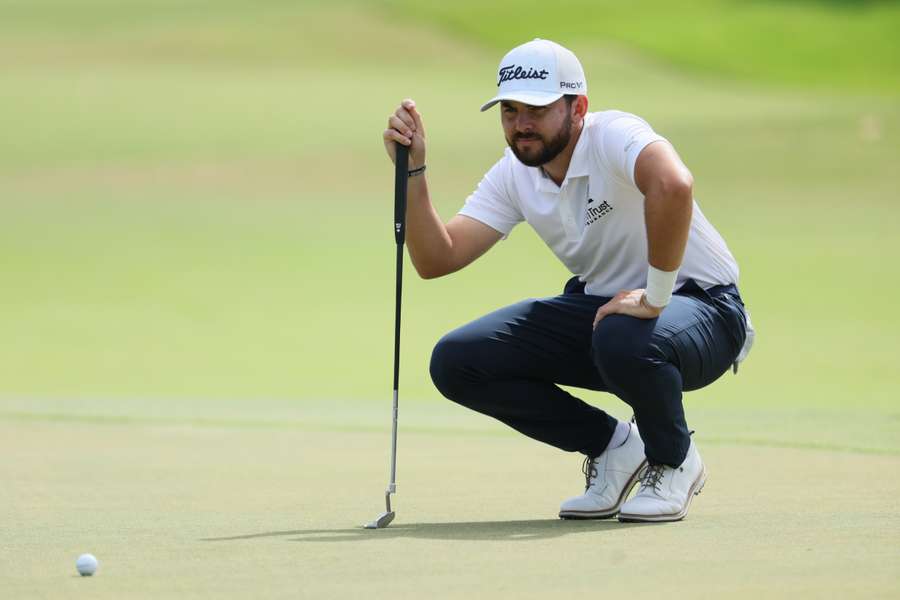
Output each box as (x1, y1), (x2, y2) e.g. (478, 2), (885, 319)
(582, 455), (599, 492)
(638, 464), (666, 494)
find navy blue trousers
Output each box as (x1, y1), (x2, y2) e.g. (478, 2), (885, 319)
(430, 278), (748, 467)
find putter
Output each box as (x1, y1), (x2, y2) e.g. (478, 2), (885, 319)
(364, 141), (408, 530)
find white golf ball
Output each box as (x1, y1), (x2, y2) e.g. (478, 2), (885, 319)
(76, 554), (98, 576)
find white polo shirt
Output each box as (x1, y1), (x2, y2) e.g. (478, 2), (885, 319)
(459, 110), (740, 297)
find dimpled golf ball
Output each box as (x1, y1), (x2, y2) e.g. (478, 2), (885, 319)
(76, 554), (98, 576)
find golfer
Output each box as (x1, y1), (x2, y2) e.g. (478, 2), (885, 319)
(382, 39), (753, 522)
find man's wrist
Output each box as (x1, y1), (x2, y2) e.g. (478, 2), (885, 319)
(408, 164), (426, 177)
(640, 292), (664, 313)
(644, 265), (679, 308)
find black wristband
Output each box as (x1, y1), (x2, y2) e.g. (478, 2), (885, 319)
(408, 165), (426, 178)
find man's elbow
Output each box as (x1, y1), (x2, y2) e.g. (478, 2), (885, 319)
(413, 261), (450, 280)
(654, 170), (694, 202)
(416, 256), (467, 279)
(416, 266), (443, 280)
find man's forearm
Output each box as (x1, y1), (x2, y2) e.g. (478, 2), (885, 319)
(643, 185), (693, 272)
(404, 175), (455, 278)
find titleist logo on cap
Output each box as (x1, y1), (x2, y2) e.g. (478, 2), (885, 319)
(480, 40), (587, 111)
(497, 64), (550, 86)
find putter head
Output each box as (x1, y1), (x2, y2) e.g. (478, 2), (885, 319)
(364, 511), (395, 529)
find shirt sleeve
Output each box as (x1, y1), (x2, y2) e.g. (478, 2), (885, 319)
(596, 114), (667, 188)
(458, 153), (524, 238)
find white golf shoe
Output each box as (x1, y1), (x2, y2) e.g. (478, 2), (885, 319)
(558, 422), (647, 519)
(618, 439), (707, 523)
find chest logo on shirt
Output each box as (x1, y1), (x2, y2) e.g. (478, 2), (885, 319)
(585, 198), (614, 227)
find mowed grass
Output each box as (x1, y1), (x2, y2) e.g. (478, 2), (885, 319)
(1, 1), (899, 597)
(4, 420), (899, 599)
(384, 0), (900, 94)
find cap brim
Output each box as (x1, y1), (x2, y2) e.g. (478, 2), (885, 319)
(480, 91), (564, 112)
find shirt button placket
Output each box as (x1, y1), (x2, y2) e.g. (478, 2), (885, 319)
(560, 184), (579, 239)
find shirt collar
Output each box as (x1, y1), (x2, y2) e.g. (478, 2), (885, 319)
(565, 124), (591, 179)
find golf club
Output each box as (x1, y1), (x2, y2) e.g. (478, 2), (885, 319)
(364, 141), (408, 529)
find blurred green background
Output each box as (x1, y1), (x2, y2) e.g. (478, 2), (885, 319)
(1, 0), (898, 449)
(3, 2), (899, 597)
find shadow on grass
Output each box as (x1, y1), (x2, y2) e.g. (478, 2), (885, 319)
(201, 519), (654, 543)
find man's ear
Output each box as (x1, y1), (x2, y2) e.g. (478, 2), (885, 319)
(573, 95), (589, 121)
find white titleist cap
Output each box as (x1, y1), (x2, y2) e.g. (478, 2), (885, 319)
(480, 38), (587, 112)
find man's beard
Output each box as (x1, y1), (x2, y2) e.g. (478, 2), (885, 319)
(506, 117), (573, 167)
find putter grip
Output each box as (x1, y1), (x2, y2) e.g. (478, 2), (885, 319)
(394, 142), (408, 245)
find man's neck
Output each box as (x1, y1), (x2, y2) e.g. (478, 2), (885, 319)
(541, 119), (584, 187)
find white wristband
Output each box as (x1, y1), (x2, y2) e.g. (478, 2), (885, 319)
(644, 265), (679, 308)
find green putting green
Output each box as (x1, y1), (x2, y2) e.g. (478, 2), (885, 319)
(4, 417), (898, 598)
(1, 1), (898, 597)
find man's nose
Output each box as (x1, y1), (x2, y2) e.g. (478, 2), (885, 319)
(515, 113), (535, 132)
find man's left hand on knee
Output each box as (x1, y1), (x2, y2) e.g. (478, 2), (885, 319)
(592, 289), (663, 329)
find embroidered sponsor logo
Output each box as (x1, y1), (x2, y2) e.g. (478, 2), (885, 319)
(498, 65), (550, 86)
(585, 199), (613, 226)
(560, 80), (584, 90)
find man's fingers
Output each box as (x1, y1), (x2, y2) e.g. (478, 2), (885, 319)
(592, 304), (612, 329)
(394, 104), (416, 132)
(383, 127), (411, 145)
(388, 114), (414, 138)
(383, 128), (411, 147)
(383, 99), (425, 167)
(408, 104), (425, 137)
(593, 295), (628, 328)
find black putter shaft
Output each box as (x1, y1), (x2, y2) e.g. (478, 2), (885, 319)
(389, 142), (408, 493)
(394, 142), (408, 391)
